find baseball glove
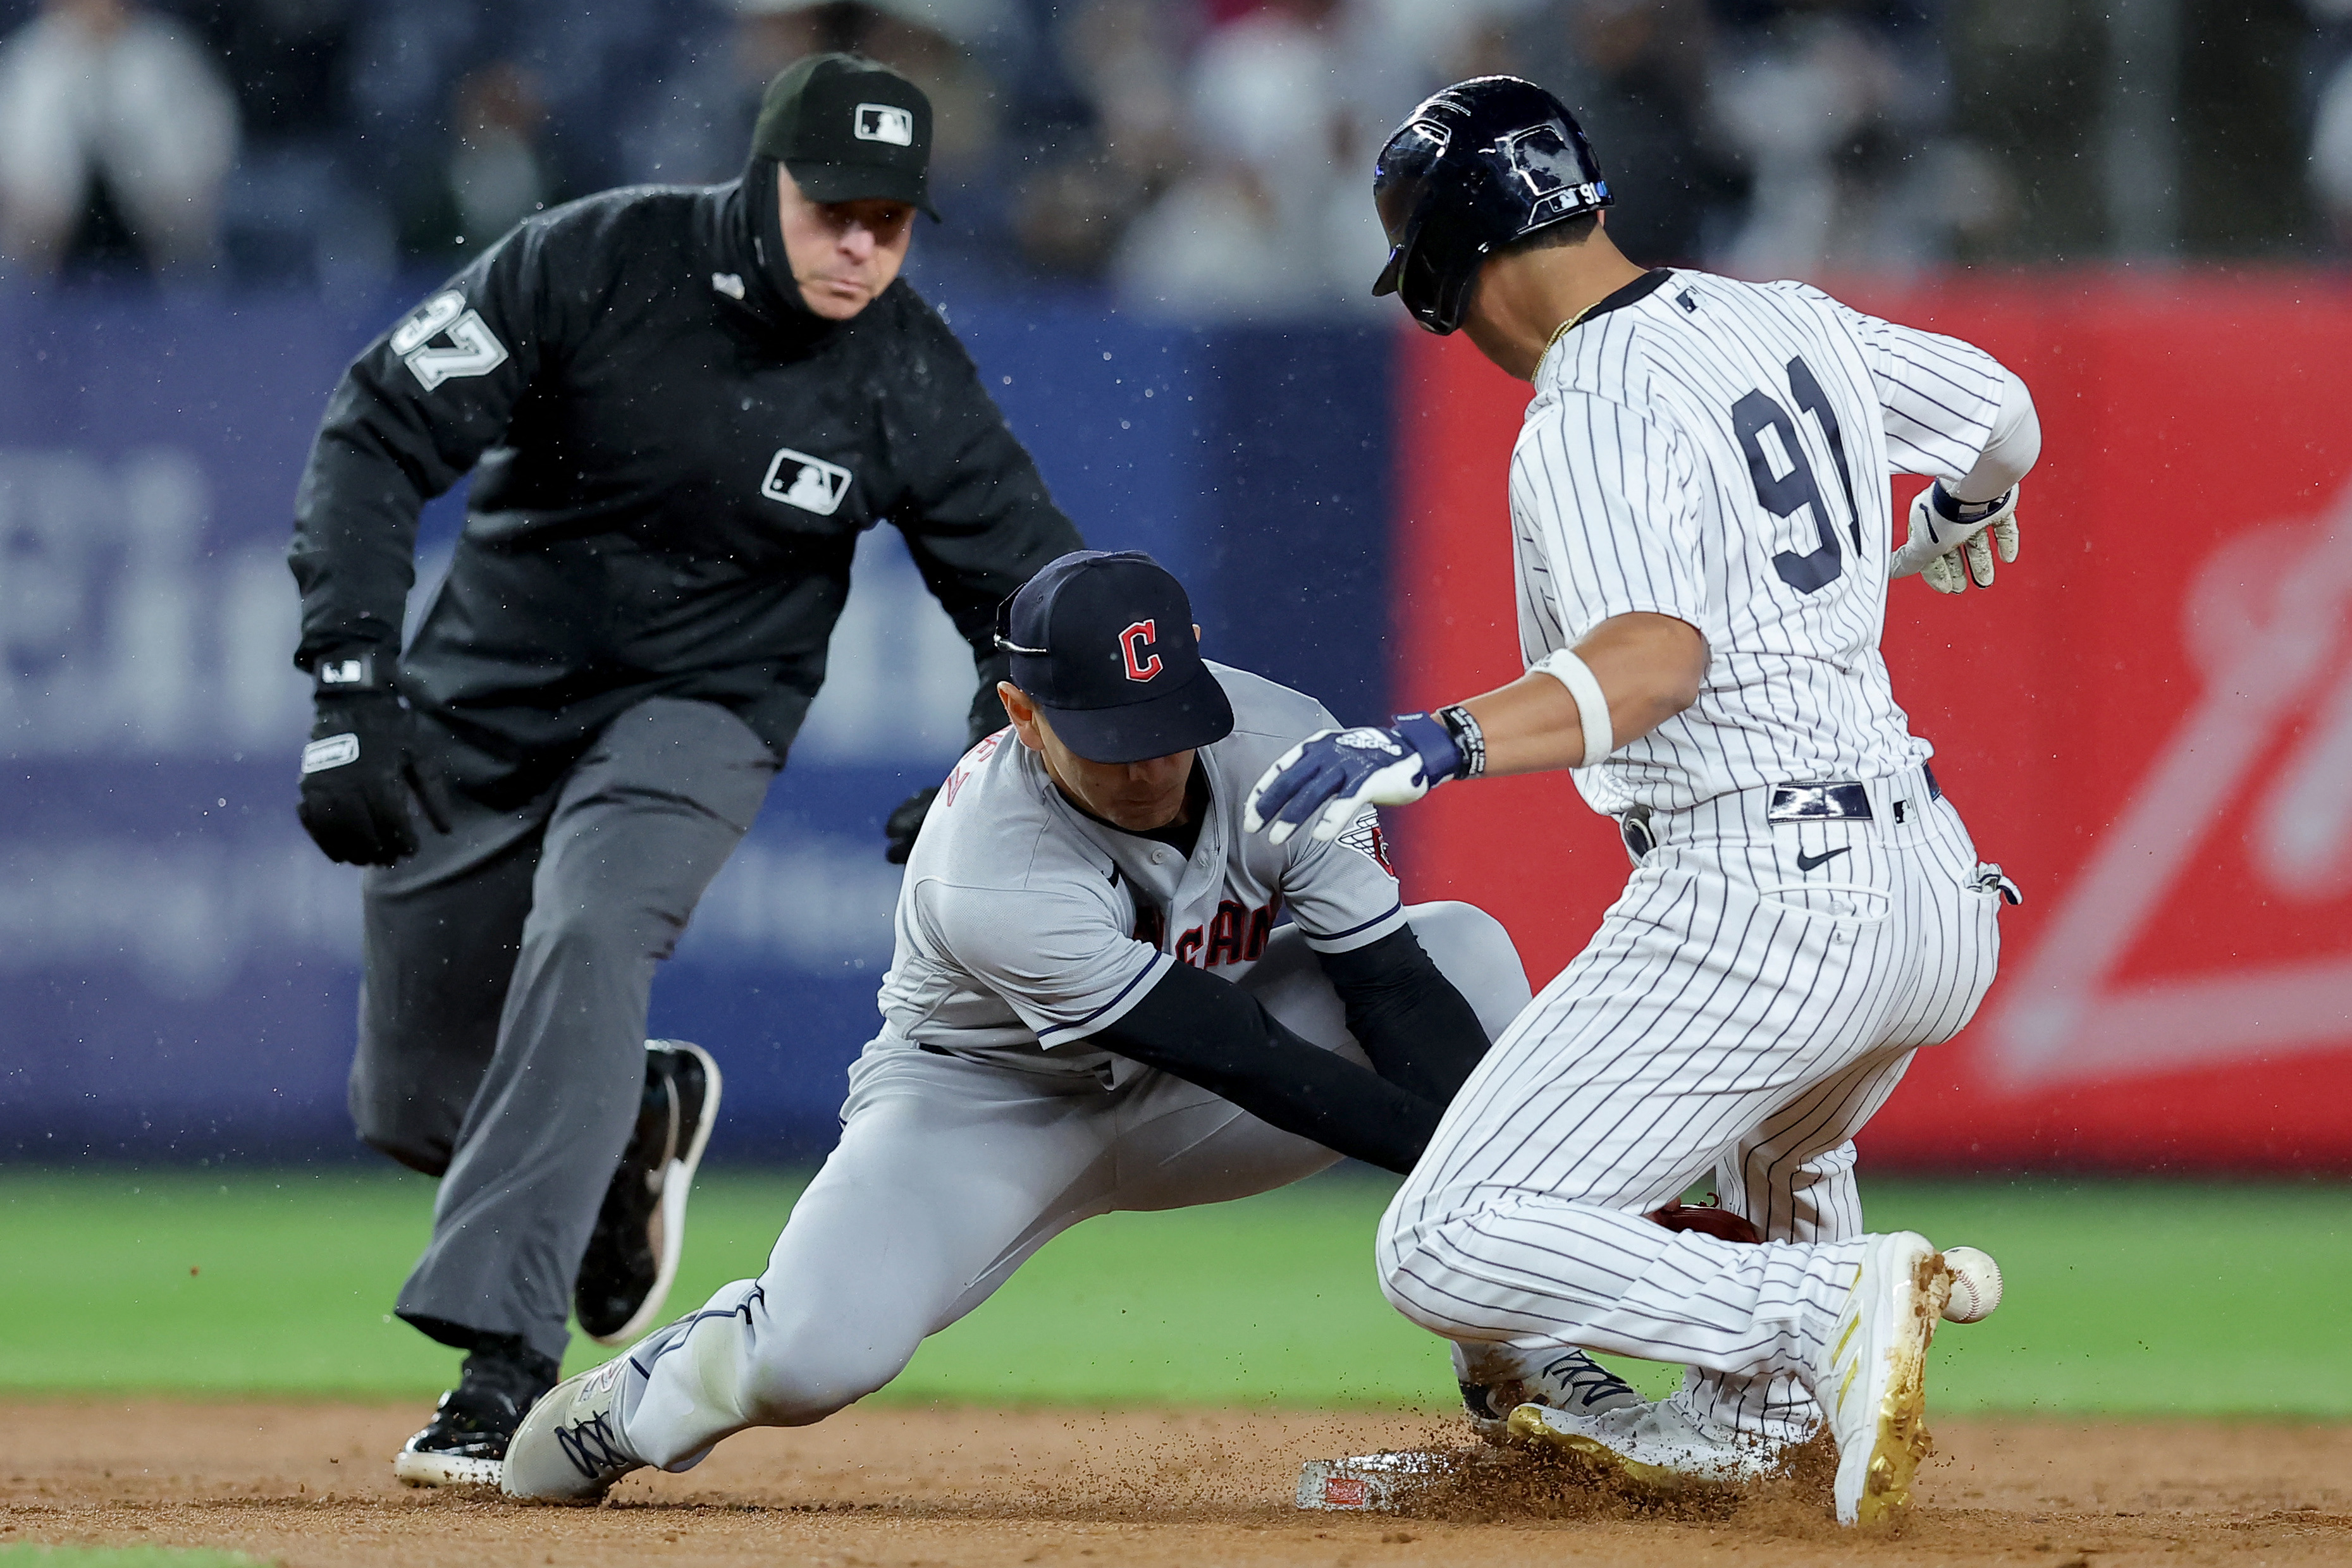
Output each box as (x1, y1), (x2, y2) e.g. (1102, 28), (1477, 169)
(1647, 1198), (1762, 1246)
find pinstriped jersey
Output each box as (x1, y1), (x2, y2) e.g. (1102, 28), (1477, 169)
(1510, 269), (2009, 814)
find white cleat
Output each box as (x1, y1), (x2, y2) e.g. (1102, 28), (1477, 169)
(1455, 1342), (1641, 1442)
(1504, 1397), (1783, 1491)
(391, 1442), (503, 1490)
(500, 1359), (645, 1503)
(1813, 1231), (1951, 1526)
(389, 1344), (557, 1490)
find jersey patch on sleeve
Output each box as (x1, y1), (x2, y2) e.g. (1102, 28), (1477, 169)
(391, 290), (508, 391)
(1336, 812), (1396, 878)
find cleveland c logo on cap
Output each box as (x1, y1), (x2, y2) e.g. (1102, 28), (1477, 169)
(1120, 621), (1161, 682)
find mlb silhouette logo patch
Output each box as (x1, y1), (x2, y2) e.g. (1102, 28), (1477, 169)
(855, 103), (914, 145)
(761, 448), (853, 515)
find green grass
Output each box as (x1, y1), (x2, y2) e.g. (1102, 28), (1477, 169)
(1864, 1180), (2352, 1416)
(0, 1549), (268, 1567)
(2, 1169), (2344, 1415)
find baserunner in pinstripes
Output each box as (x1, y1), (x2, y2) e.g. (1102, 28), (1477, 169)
(1245, 75), (2032, 1526)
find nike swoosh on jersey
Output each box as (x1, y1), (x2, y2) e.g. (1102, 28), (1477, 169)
(1795, 847), (1852, 873)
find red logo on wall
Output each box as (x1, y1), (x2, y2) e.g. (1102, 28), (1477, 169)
(1120, 620), (1162, 682)
(1980, 487), (2352, 1090)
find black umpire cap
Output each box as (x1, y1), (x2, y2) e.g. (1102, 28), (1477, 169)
(752, 53), (939, 219)
(995, 551), (1234, 764)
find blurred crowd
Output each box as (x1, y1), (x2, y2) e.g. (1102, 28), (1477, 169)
(0, 0), (2347, 306)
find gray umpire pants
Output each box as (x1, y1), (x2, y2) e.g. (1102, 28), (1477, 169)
(618, 901), (1531, 1469)
(352, 697), (779, 1364)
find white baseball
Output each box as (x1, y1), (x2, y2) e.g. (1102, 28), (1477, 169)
(1941, 1246), (2002, 1324)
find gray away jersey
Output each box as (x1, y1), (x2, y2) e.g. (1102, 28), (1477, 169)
(875, 661), (1407, 1079)
(1513, 269), (2010, 815)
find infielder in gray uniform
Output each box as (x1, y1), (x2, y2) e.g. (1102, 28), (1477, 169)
(499, 551), (1640, 1500)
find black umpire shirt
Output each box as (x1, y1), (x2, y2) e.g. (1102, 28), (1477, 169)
(288, 166), (1083, 805)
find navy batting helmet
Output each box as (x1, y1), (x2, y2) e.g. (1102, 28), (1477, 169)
(1370, 77), (1612, 335)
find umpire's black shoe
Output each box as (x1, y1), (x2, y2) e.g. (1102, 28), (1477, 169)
(575, 1039), (723, 1346)
(394, 1338), (561, 1488)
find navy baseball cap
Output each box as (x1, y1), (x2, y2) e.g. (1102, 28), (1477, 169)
(995, 551), (1234, 764)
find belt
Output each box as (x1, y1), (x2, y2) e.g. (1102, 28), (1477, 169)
(1619, 764), (1940, 859)
(1766, 763), (1940, 823)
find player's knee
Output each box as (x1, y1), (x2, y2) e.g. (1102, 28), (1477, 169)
(1375, 1199), (1556, 1341)
(357, 1126), (450, 1177)
(1376, 1246), (1467, 1339)
(1401, 899), (1501, 946)
(1412, 901), (1517, 972)
(1373, 1210), (1456, 1336)
(1401, 900), (1532, 1034)
(347, 1079), (453, 1177)
(737, 1321), (920, 1426)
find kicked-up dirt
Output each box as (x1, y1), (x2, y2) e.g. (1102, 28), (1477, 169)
(3, 1399), (2348, 1566)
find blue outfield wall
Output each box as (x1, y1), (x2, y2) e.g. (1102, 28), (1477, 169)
(0, 284), (1395, 1163)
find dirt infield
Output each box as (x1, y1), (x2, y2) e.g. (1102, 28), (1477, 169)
(4, 1400), (2348, 1567)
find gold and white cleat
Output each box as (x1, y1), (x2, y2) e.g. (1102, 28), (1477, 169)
(1814, 1231), (1951, 1526)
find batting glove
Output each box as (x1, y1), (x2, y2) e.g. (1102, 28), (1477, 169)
(1243, 713), (1461, 847)
(1889, 481), (2019, 594)
(296, 654), (452, 866)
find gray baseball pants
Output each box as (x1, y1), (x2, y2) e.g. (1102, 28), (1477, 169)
(352, 697), (779, 1364)
(617, 900), (1532, 1469)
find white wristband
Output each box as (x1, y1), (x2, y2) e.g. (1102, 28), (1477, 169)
(1532, 648), (1614, 767)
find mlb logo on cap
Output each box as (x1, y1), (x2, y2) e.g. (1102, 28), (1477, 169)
(751, 53), (940, 217)
(856, 103), (914, 145)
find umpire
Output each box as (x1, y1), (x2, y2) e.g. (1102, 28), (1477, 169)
(286, 54), (1081, 1488)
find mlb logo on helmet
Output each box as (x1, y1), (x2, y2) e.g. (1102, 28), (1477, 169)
(1502, 121), (1606, 214)
(855, 103), (914, 146)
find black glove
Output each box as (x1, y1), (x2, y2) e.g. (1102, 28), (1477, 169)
(883, 784), (939, 865)
(297, 685), (451, 867)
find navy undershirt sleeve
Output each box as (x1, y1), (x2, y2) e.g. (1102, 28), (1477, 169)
(1092, 962), (1439, 1175)
(1313, 924), (1495, 1105)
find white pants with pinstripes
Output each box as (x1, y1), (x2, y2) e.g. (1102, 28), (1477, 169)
(1376, 763), (2004, 1444)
